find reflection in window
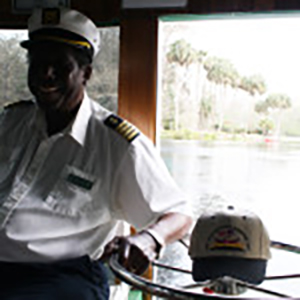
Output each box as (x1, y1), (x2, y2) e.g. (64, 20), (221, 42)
(0, 27), (119, 113)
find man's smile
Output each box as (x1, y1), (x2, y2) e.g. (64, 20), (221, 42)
(39, 86), (60, 93)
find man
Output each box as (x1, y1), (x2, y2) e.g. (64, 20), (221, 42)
(0, 6), (192, 300)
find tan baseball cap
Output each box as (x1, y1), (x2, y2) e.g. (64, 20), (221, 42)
(20, 7), (100, 60)
(189, 205), (271, 284)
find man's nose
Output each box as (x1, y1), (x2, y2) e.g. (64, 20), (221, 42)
(43, 65), (56, 79)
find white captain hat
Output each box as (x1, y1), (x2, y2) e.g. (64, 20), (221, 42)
(189, 205), (271, 284)
(20, 7), (101, 60)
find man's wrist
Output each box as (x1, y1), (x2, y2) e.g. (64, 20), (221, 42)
(143, 229), (165, 259)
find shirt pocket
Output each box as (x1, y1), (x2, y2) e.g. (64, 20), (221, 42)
(45, 165), (97, 217)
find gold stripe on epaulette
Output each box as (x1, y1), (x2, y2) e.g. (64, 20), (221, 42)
(104, 114), (140, 143)
(116, 121), (139, 142)
(116, 121), (129, 134)
(125, 129), (139, 141)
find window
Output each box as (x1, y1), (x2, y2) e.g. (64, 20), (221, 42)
(157, 14), (300, 296)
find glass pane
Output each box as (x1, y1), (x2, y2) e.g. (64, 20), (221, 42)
(157, 14), (300, 297)
(87, 27), (119, 112)
(0, 27), (119, 112)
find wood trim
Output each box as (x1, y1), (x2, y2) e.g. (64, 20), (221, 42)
(118, 16), (158, 142)
(254, 0), (275, 10)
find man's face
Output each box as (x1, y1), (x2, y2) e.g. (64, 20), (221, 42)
(28, 42), (91, 113)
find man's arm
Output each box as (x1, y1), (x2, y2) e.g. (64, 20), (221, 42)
(101, 212), (193, 275)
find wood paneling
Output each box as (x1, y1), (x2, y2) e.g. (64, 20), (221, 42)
(0, 0), (121, 27)
(188, 0), (275, 13)
(118, 17), (158, 142)
(0, 1), (298, 27)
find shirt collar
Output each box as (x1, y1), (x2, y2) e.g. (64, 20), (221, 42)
(33, 92), (92, 146)
(68, 91), (92, 146)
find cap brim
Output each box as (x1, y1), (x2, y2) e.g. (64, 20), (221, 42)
(192, 257), (267, 284)
(20, 39), (50, 49)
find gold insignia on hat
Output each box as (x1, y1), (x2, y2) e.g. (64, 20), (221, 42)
(42, 8), (60, 25)
(104, 115), (140, 143)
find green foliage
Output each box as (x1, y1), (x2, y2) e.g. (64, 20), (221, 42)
(265, 93), (292, 110)
(161, 129), (200, 140)
(255, 100), (269, 115)
(258, 117), (274, 135)
(221, 121), (240, 134)
(205, 57), (240, 88)
(201, 132), (217, 141)
(166, 39), (197, 67)
(255, 93), (292, 115)
(239, 74), (267, 96)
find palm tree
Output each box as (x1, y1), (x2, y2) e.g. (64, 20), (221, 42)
(166, 39), (197, 130)
(255, 93), (291, 137)
(204, 56), (239, 132)
(194, 50), (207, 103)
(264, 93), (292, 137)
(239, 74), (267, 133)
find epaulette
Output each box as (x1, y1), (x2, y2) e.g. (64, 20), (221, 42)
(4, 100), (34, 110)
(104, 114), (140, 143)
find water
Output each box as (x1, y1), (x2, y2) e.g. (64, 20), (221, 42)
(155, 138), (300, 298)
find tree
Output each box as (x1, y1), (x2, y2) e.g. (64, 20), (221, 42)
(87, 27), (119, 112)
(204, 56), (239, 132)
(194, 50), (207, 108)
(255, 100), (269, 115)
(255, 93), (291, 137)
(199, 93), (214, 130)
(265, 93), (292, 136)
(258, 117), (274, 136)
(239, 74), (267, 133)
(239, 74), (267, 97)
(166, 39), (197, 130)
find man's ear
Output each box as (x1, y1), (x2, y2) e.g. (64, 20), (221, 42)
(83, 65), (93, 85)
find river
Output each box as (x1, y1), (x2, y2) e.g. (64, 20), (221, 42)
(155, 138), (300, 298)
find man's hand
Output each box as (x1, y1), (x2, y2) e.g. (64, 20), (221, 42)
(101, 212), (192, 275)
(101, 232), (157, 275)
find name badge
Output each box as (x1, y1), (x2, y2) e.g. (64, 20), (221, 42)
(67, 173), (94, 190)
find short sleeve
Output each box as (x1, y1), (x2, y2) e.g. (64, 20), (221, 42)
(111, 135), (191, 230)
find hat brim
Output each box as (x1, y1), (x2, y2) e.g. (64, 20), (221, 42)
(20, 28), (94, 59)
(192, 256), (267, 284)
(20, 38), (89, 51)
(20, 40), (32, 49)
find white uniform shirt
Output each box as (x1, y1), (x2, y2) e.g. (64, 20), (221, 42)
(0, 93), (190, 262)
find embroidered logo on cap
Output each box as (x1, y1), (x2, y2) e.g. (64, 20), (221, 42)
(104, 114), (140, 143)
(206, 226), (249, 252)
(42, 8), (61, 25)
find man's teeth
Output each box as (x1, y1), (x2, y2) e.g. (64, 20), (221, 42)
(40, 86), (58, 93)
